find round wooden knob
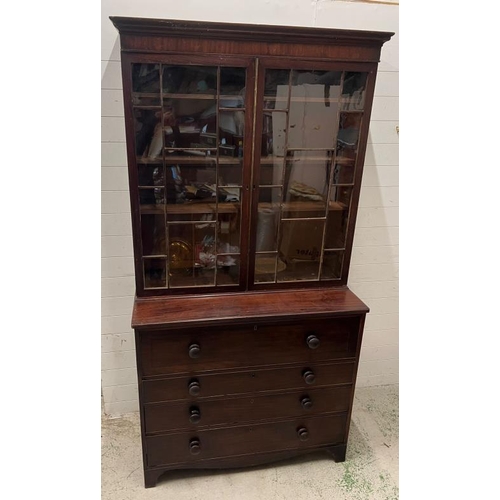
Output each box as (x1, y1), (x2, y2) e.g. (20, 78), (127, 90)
(303, 369), (315, 385)
(189, 343), (201, 358)
(301, 396), (313, 410)
(189, 438), (201, 455)
(306, 334), (320, 349)
(297, 427), (309, 441)
(188, 379), (200, 396)
(189, 406), (201, 424)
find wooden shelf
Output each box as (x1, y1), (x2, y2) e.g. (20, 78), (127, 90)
(137, 155), (242, 165)
(259, 201), (347, 212)
(133, 92), (243, 101)
(140, 200), (346, 215)
(260, 156), (355, 165)
(140, 202), (239, 215)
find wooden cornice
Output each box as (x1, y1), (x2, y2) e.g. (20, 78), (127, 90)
(110, 16), (394, 48)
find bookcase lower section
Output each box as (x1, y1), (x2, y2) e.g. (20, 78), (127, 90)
(134, 296), (366, 488)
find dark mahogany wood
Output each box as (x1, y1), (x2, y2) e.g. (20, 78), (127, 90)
(144, 446), (345, 488)
(146, 413), (347, 467)
(144, 385), (352, 434)
(110, 17), (393, 46)
(110, 16), (392, 488)
(142, 360), (356, 403)
(132, 287), (368, 328)
(138, 317), (360, 375)
(327, 443), (347, 462)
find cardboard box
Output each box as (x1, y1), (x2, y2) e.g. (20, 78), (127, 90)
(279, 219), (324, 263)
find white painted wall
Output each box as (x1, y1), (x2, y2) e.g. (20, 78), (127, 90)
(101, 0), (399, 416)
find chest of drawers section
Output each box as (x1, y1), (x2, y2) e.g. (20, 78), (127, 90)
(134, 306), (367, 487)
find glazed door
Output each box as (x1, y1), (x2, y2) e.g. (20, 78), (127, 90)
(122, 55), (255, 295)
(249, 60), (377, 287)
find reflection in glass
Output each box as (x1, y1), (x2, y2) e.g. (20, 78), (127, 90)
(134, 108), (162, 158)
(287, 99), (338, 150)
(219, 110), (245, 158)
(144, 259), (166, 288)
(163, 155), (216, 212)
(337, 112), (362, 160)
(278, 219), (324, 281)
(332, 159), (355, 185)
(139, 187), (164, 210)
(341, 72), (368, 111)
(132, 64), (160, 93)
(325, 186), (352, 249)
(255, 208), (278, 253)
(141, 215), (166, 256)
(133, 63), (250, 289)
(321, 251), (344, 280)
(162, 65), (217, 95)
(218, 209), (241, 252)
(219, 159), (243, 186)
(163, 97), (217, 150)
(138, 165), (164, 187)
(217, 255), (240, 286)
(263, 69), (290, 107)
(254, 252), (282, 283)
(168, 223), (216, 287)
(285, 70), (341, 150)
(282, 151), (331, 218)
(220, 67), (246, 102)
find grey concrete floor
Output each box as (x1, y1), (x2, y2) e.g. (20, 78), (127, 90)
(102, 385), (399, 500)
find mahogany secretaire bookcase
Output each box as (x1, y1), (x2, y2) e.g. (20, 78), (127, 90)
(110, 16), (393, 488)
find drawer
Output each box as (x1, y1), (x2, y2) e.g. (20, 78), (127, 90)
(139, 317), (360, 376)
(142, 361), (355, 403)
(144, 385), (352, 434)
(146, 413), (347, 466)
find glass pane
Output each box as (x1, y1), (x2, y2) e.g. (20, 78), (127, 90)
(332, 159), (356, 185)
(278, 219), (324, 282)
(217, 255), (240, 286)
(218, 210), (241, 253)
(255, 208), (279, 253)
(138, 165), (164, 187)
(263, 69), (290, 109)
(259, 156), (284, 185)
(139, 187), (164, 213)
(262, 110), (287, 165)
(341, 72), (368, 111)
(163, 97), (217, 149)
(286, 70), (341, 150)
(260, 112), (286, 184)
(256, 188), (281, 252)
(134, 108), (163, 159)
(168, 223), (216, 287)
(254, 253), (283, 283)
(141, 214), (166, 256)
(220, 67), (246, 104)
(144, 259), (166, 288)
(337, 112), (362, 161)
(132, 64), (160, 93)
(219, 110), (245, 158)
(287, 100), (338, 150)
(321, 251), (344, 280)
(219, 158), (243, 186)
(282, 151), (332, 218)
(166, 162), (216, 201)
(162, 65), (217, 95)
(325, 186), (352, 249)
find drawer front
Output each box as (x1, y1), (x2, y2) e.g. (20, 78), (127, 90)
(146, 413), (347, 466)
(145, 385), (352, 434)
(139, 317), (360, 376)
(142, 361), (355, 403)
